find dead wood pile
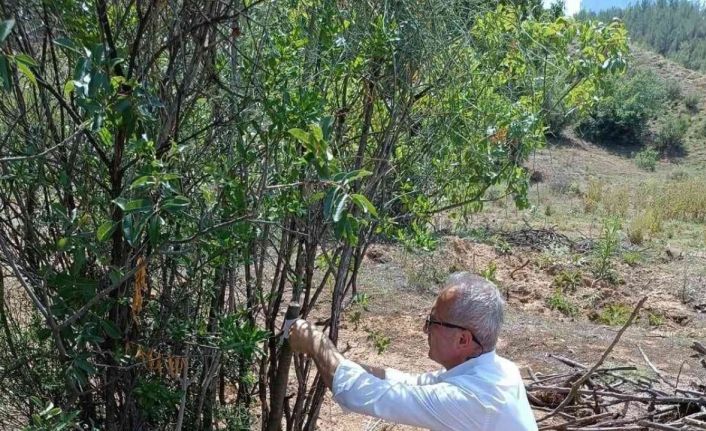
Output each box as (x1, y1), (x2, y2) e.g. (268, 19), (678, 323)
(498, 228), (574, 251)
(526, 297), (706, 430)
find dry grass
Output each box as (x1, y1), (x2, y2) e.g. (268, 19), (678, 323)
(655, 178), (706, 223)
(628, 208), (664, 244)
(602, 185), (630, 218)
(583, 178), (604, 213)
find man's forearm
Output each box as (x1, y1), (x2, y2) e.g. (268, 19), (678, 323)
(303, 327), (345, 388)
(290, 320), (386, 387)
(310, 341), (387, 386)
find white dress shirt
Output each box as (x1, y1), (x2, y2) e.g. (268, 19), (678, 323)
(331, 351), (538, 431)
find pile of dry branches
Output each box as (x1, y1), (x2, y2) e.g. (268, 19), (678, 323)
(498, 228), (574, 251)
(526, 297), (706, 430)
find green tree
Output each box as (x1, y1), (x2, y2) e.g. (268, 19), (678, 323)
(0, 2), (626, 429)
(580, 0), (706, 72)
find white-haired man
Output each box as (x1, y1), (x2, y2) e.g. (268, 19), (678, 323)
(288, 272), (538, 431)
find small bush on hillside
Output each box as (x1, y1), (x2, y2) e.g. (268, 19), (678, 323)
(480, 261), (498, 282)
(592, 218), (621, 282)
(635, 148), (658, 171)
(622, 250), (643, 266)
(668, 170), (689, 181)
(685, 93), (700, 112)
(647, 311), (664, 327)
(552, 269), (583, 292)
(665, 79), (682, 101)
(577, 70), (666, 146)
(627, 224), (645, 245)
(583, 178), (604, 213)
(602, 186), (630, 218)
(547, 289), (579, 317)
(654, 115), (688, 154)
(366, 330), (391, 355)
(629, 209), (663, 244)
(597, 303), (632, 325)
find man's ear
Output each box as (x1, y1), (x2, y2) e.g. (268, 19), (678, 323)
(457, 330), (472, 348)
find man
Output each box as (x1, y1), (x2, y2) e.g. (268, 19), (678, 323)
(288, 272), (538, 431)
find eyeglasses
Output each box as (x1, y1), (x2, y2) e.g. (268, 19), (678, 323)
(424, 315), (484, 352)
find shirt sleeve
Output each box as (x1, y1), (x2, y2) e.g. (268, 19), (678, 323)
(385, 367), (445, 385)
(333, 359), (486, 430)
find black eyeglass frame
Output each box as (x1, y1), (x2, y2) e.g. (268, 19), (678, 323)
(424, 315), (484, 352)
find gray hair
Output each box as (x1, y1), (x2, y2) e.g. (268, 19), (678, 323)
(444, 272), (505, 353)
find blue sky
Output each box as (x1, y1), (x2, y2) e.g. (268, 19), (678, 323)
(542, 0), (583, 15)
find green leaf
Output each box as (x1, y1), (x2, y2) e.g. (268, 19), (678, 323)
(288, 128), (309, 144)
(74, 356), (96, 376)
(310, 124), (324, 142)
(323, 187), (341, 220)
(333, 193), (349, 222)
(351, 193), (378, 217)
(54, 36), (81, 54)
(71, 247), (86, 277)
(17, 63), (37, 86)
(56, 237), (70, 251)
(96, 221), (117, 242)
(14, 53), (38, 67)
(63, 80), (75, 97)
(162, 196), (190, 212)
(148, 215), (163, 244)
(0, 55), (9, 90)
(16, 62), (36, 86)
(340, 169), (372, 185)
(120, 213), (149, 247)
(130, 175), (155, 189)
(100, 320), (121, 339)
(113, 198), (152, 214)
(0, 19), (14, 44)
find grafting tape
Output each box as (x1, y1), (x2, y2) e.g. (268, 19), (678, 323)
(282, 318), (297, 340)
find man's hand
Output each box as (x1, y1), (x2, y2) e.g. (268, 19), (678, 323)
(288, 319), (316, 355)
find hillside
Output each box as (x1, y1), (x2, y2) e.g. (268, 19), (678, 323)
(584, 0), (706, 71)
(313, 46), (706, 430)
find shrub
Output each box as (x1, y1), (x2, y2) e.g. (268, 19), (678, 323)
(622, 250), (642, 266)
(545, 204), (554, 217)
(654, 115), (688, 154)
(635, 148), (658, 171)
(627, 224), (644, 245)
(366, 329), (391, 354)
(480, 261), (498, 282)
(592, 218), (621, 282)
(577, 70), (666, 146)
(547, 289), (579, 317)
(685, 93), (700, 112)
(665, 79), (682, 101)
(597, 303), (632, 325)
(583, 178), (604, 213)
(631, 208), (663, 236)
(602, 186), (630, 218)
(552, 269), (583, 292)
(647, 311), (664, 327)
(654, 178), (706, 223)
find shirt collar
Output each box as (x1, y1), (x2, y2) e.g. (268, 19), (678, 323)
(440, 350), (497, 379)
